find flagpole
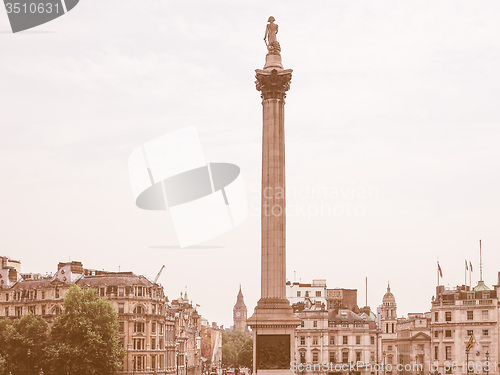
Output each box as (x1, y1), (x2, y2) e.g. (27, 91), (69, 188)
(437, 260), (440, 287)
(465, 260), (467, 286)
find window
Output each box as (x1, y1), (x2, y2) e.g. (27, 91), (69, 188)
(356, 352), (361, 362)
(300, 352), (306, 364)
(387, 345), (392, 351)
(159, 323), (163, 335)
(482, 292), (490, 299)
(15, 306), (22, 317)
(356, 336), (361, 345)
(482, 310), (489, 320)
(434, 312), (439, 322)
(300, 320), (304, 327)
(41, 291), (45, 300)
(370, 336), (375, 345)
(118, 303), (124, 314)
(342, 351), (349, 363)
(4, 307), (9, 317)
(151, 355), (157, 369)
(343, 336), (348, 345)
(152, 304), (156, 314)
(134, 305), (145, 315)
(305, 291), (309, 297)
(134, 322), (145, 333)
(133, 338), (145, 350)
(152, 322), (156, 333)
(313, 321), (317, 328)
(330, 336), (335, 345)
(391, 323), (395, 333)
(316, 291), (321, 297)
(151, 338), (156, 350)
(467, 311), (474, 320)
(482, 330), (489, 336)
(312, 352), (318, 364)
(119, 322), (125, 333)
(445, 346), (451, 361)
(445, 330), (452, 338)
(41, 305), (46, 315)
(434, 346), (438, 360)
(330, 353), (336, 363)
(434, 331), (439, 338)
(300, 336), (305, 345)
(445, 311), (452, 322)
(55, 288), (60, 298)
(312, 336), (318, 346)
(118, 287), (124, 297)
(342, 321), (348, 328)
(297, 291), (301, 297)
(386, 323), (389, 333)
(371, 352), (375, 362)
(467, 330), (473, 336)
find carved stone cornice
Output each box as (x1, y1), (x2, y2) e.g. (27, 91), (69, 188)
(255, 68), (293, 100)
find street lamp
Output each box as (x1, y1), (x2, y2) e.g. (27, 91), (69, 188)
(415, 355), (418, 375)
(383, 351), (386, 375)
(485, 351), (490, 375)
(28, 348), (31, 375)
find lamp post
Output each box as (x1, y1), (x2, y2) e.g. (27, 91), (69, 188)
(383, 351), (387, 375)
(27, 348), (31, 375)
(466, 350), (470, 374)
(485, 351), (489, 375)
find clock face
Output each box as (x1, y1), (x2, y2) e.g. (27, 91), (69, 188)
(236, 312), (241, 317)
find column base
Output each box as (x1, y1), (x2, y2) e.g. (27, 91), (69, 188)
(247, 298), (300, 375)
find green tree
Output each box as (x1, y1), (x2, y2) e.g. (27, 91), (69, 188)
(46, 284), (125, 375)
(0, 314), (49, 374)
(222, 331), (253, 368)
(237, 337), (253, 369)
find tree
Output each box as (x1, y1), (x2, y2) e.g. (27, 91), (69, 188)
(237, 338), (253, 369)
(222, 331), (253, 368)
(46, 284), (126, 375)
(0, 314), (49, 374)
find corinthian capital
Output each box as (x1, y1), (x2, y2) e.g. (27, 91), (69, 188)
(255, 68), (293, 100)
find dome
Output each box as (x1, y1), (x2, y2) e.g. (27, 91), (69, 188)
(383, 283), (396, 304)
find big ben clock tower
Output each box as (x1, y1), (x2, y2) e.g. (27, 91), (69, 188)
(233, 285), (248, 332)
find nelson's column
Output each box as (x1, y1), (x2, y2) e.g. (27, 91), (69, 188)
(247, 17), (301, 375)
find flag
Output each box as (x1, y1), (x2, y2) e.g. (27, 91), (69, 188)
(465, 260), (468, 271)
(470, 261), (473, 272)
(438, 262), (443, 278)
(466, 335), (475, 352)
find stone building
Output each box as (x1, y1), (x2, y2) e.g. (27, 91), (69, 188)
(233, 286), (248, 332)
(170, 291), (202, 375)
(395, 313), (431, 375)
(286, 279), (327, 308)
(290, 283), (379, 375)
(379, 284), (399, 374)
(0, 256), (202, 375)
(430, 275), (499, 375)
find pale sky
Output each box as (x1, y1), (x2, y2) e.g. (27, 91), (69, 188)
(1, 0), (500, 328)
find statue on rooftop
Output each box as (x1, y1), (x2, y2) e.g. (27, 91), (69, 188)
(264, 16), (281, 54)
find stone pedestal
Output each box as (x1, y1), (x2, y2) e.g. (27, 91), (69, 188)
(247, 49), (300, 375)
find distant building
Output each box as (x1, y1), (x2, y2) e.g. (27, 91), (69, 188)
(233, 286), (248, 332)
(286, 279), (327, 308)
(379, 283), (398, 374)
(290, 282), (379, 375)
(201, 319), (222, 373)
(396, 312), (431, 375)
(0, 256), (203, 375)
(430, 276), (499, 375)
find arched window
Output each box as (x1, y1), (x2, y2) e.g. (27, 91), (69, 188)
(52, 305), (62, 315)
(133, 305), (146, 315)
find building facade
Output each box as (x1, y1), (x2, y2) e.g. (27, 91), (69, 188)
(290, 284), (380, 375)
(430, 277), (499, 375)
(0, 256), (202, 375)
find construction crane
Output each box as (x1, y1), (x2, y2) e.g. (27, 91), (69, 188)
(153, 265), (165, 284)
